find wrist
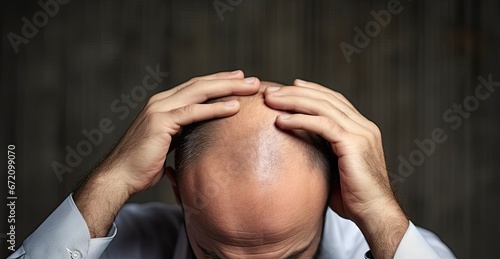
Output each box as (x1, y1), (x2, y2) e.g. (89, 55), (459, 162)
(91, 156), (138, 196)
(355, 200), (408, 259)
(355, 198), (407, 229)
(74, 167), (131, 238)
(92, 170), (133, 200)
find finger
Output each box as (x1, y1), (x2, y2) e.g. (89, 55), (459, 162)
(265, 94), (369, 135)
(152, 78), (260, 112)
(174, 70), (246, 93)
(167, 100), (241, 128)
(265, 85), (360, 117)
(149, 70), (245, 103)
(293, 79), (359, 112)
(274, 114), (347, 146)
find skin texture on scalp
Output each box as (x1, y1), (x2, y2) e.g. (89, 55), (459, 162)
(174, 82), (331, 258)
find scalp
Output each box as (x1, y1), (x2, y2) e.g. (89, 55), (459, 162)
(174, 81), (335, 253)
(175, 81), (335, 181)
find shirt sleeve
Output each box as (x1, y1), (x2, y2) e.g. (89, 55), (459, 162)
(7, 194), (116, 259)
(394, 221), (456, 259)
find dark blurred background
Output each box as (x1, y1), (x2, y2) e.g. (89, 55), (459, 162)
(1, 0), (499, 258)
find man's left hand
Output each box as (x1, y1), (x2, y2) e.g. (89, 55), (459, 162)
(264, 79), (408, 259)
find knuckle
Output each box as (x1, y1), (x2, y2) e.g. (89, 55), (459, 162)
(189, 76), (201, 83)
(147, 94), (161, 105)
(326, 91), (337, 100)
(319, 101), (338, 116)
(361, 128), (376, 142)
(333, 92), (353, 106)
(337, 109), (349, 119)
(369, 121), (382, 136)
(146, 97), (156, 106)
(146, 101), (163, 113)
(178, 104), (195, 117)
(320, 100), (334, 110)
(320, 117), (340, 134)
(165, 108), (187, 127)
(336, 92), (347, 100)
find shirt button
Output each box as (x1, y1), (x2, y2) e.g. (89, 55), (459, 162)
(70, 251), (81, 259)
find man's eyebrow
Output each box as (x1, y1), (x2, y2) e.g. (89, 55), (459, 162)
(196, 239), (316, 259)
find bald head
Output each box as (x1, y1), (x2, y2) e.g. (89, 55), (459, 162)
(176, 82), (333, 181)
(173, 81), (335, 258)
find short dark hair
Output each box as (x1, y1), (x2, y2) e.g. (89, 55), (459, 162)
(174, 97), (338, 187)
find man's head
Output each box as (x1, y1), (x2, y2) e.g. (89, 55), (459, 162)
(169, 82), (336, 258)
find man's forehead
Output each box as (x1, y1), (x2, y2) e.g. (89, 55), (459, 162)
(184, 186), (325, 258)
(182, 153), (328, 233)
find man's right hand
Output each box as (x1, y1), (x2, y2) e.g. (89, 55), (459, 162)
(104, 70), (260, 195)
(74, 70), (260, 237)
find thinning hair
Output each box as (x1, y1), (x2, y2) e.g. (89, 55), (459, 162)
(174, 91), (338, 188)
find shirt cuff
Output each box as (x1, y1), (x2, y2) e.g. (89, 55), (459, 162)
(9, 194), (116, 259)
(393, 221), (440, 259)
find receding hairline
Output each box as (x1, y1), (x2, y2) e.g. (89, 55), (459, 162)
(175, 80), (336, 183)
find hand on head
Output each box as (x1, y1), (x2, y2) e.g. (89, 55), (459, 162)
(264, 79), (408, 259)
(75, 71), (407, 258)
(73, 71), (260, 238)
(100, 70), (261, 196)
(169, 77), (408, 258)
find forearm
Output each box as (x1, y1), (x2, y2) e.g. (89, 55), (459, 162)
(74, 165), (131, 238)
(356, 200), (409, 259)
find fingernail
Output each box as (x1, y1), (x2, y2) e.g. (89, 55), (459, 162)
(295, 79), (307, 85)
(244, 77), (256, 84)
(279, 114), (291, 120)
(267, 86), (280, 92)
(231, 70), (241, 74)
(225, 100), (238, 107)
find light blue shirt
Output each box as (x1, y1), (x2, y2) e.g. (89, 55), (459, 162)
(8, 195), (455, 258)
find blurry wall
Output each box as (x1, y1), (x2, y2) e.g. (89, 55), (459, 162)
(1, 0), (499, 258)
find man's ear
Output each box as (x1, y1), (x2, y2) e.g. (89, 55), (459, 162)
(165, 166), (182, 206)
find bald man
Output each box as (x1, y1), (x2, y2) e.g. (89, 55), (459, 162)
(9, 71), (454, 259)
